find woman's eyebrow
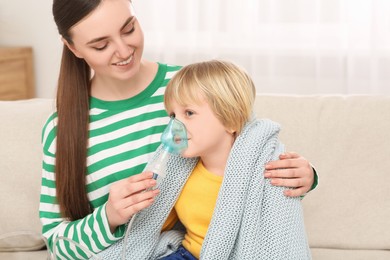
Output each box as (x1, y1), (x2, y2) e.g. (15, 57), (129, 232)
(86, 16), (135, 45)
(87, 36), (108, 45)
(120, 16), (135, 31)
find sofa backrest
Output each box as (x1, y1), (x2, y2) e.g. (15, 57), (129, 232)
(0, 98), (55, 252)
(1, 96), (389, 254)
(254, 95), (390, 251)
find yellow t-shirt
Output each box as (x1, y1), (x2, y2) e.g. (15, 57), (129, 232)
(163, 161), (223, 259)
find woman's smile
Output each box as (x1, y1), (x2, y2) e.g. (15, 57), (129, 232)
(113, 54), (133, 66)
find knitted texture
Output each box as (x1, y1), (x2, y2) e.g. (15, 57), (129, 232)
(97, 119), (311, 260)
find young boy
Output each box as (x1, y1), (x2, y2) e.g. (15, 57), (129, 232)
(158, 60), (311, 259)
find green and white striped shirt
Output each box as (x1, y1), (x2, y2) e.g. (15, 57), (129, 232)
(39, 63), (181, 259)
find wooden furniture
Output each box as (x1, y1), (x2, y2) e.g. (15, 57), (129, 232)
(0, 47), (35, 100)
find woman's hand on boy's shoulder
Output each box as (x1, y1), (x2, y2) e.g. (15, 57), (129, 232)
(264, 152), (315, 197)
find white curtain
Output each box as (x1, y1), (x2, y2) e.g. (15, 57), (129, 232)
(135, 0), (390, 95)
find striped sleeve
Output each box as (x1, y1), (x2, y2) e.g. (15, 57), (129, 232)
(39, 114), (124, 259)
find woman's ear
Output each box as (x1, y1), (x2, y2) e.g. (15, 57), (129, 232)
(61, 37), (83, 58)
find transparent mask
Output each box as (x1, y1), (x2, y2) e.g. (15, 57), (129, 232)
(160, 116), (188, 154)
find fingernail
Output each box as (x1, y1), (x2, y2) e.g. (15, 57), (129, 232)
(150, 180), (156, 185)
(264, 172), (271, 177)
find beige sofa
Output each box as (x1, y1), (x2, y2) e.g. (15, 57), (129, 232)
(1, 95), (389, 260)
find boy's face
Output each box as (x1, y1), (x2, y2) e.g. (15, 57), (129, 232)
(168, 98), (235, 160)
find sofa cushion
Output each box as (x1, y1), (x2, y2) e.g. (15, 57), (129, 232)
(0, 250), (49, 260)
(310, 247), (390, 260)
(254, 95), (390, 251)
(0, 98), (54, 251)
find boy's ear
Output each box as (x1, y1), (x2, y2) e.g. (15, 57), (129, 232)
(227, 128), (236, 135)
(61, 37), (83, 58)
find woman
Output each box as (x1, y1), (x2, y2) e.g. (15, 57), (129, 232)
(40, 0), (316, 258)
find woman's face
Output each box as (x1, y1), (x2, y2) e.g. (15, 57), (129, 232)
(65, 0), (144, 81)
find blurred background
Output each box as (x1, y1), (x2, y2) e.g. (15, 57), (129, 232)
(1, 0), (390, 98)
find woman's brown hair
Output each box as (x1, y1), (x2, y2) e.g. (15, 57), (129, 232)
(52, 0), (102, 220)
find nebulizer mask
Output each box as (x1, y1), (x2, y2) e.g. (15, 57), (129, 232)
(160, 116), (188, 154)
(146, 116), (188, 185)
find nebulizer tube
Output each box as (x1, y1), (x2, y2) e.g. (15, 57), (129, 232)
(121, 116), (188, 260)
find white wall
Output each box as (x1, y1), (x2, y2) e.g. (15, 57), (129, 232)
(0, 0), (62, 98)
(1, 1), (389, 98)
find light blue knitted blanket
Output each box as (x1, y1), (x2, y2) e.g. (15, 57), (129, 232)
(97, 118), (311, 259)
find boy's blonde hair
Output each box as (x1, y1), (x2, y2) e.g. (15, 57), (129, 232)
(164, 60), (256, 135)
